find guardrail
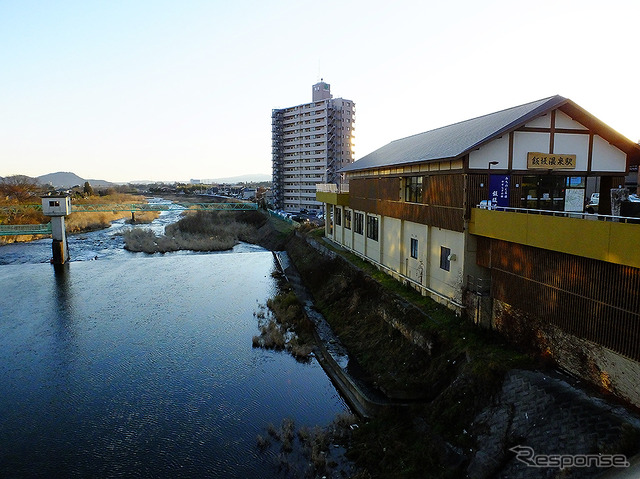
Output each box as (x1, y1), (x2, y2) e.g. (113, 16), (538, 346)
(70, 202), (258, 212)
(0, 223), (52, 236)
(0, 202), (258, 215)
(477, 205), (640, 224)
(316, 183), (349, 193)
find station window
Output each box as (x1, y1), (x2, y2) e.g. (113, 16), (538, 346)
(354, 212), (364, 235)
(440, 246), (451, 271)
(335, 208), (341, 226)
(344, 210), (352, 229)
(410, 238), (418, 259)
(366, 215), (378, 241)
(404, 176), (423, 203)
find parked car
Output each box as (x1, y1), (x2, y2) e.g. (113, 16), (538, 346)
(586, 193), (599, 214)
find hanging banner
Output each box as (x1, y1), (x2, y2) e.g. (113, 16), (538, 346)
(527, 152), (576, 169)
(489, 174), (510, 208)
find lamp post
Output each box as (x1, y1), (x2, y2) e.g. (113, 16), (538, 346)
(487, 161), (499, 209)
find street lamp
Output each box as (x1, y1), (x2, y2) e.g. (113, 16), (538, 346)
(487, 161), (499, 209)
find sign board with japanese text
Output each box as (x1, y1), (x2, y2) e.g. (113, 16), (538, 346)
(489, 174), (510, 208)
(527, 152), (576, 169)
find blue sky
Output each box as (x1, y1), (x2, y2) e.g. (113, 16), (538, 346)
(1, 0), (638, 183)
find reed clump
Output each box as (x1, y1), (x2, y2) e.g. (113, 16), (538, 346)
(123, 210), (264, 253)
(126, 211), (160, 224)
(123, 228), (237, 253)
(251, 291), (315, 361)
(257, 413), (358, 476)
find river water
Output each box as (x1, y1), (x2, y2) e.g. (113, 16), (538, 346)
(0, 201), (349, 478)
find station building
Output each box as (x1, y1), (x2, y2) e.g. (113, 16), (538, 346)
(317, 95), (640, 406)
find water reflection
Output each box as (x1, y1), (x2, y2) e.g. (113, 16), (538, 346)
(0, 252), (348, 478)
(53, 263), (73, 314)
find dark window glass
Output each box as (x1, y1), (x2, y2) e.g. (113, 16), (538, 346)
(404, 176), (423, 203)
(366, 215), (378, 241)
(440, 246), (451, 271)
(354, 212), (364, 235)
(410, 238), (418, 259)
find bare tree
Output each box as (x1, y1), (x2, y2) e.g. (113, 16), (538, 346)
(0, 175), (42, 202)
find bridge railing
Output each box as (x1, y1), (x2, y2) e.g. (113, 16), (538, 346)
(0, 201), (259, 214)
(0, 223), (52, 236)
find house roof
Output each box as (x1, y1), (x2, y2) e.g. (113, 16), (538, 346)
(343, 95), (640, 172)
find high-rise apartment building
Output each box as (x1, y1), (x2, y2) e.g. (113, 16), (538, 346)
(272, 81), (355, 212)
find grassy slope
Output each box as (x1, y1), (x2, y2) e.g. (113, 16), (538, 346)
(285, 232), (535, 478)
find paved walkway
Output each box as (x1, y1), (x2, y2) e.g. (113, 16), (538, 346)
(468, 369), (640, 478)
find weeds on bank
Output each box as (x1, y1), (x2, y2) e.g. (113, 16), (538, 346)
(257, 413), (359, 477)
(251, 288), (315, 361)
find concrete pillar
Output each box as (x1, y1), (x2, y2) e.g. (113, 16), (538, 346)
(50, 216), (69, 265)
(41, 195), (71, 265)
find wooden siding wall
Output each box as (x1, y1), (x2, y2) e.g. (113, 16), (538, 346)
(478, 237), (640, 361)
(349, 176), (465, 232)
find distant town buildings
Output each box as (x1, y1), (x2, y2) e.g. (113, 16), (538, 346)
(272, 81), (355, 212)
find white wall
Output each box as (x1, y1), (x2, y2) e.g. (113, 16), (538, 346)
(468, 135), (510, 169)
(592, 135), (627, 172)
(428, 228), (465, 303)
(513, 131), (550, 170)
(382, 216), (401, 273)
(554, 133), (590, 171)
(525, 113), (551, 128)
(403, 221), (428, 285)
(555, 110), (585, 130)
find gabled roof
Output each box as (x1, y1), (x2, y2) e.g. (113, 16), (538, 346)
(343, 95), (640, 172)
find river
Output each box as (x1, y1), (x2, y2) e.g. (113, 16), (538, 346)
(0, 200), (349, 478)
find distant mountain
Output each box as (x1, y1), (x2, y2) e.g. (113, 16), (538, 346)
(37, 172), (114, 188)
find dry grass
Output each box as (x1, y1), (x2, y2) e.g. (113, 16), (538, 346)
(66, 211), (130, 233)
(251, 291), (315, 361)
(123, 228), (236, 253)
(122, 210), (268, 254)
(252, 318), (287, 350)
(1, 194), (157, 244)
(66, 194), (155, 233)
(73, 193), (147, 205)
(260, 413), (359, 476)
(127, 211), (160, 224)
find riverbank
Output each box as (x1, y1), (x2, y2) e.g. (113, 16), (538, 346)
(278, 228), (640, 478)
(0, 193), (158, 245)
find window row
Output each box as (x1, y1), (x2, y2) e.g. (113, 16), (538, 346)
(331, 208), (452, 273)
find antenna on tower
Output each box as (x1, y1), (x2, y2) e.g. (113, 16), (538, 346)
(317, 59), (322, 82)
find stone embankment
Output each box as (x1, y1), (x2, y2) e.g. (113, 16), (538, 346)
(273, 250), (391, 418)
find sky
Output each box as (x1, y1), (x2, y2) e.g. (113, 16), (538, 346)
(1, 0), (638, 183)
